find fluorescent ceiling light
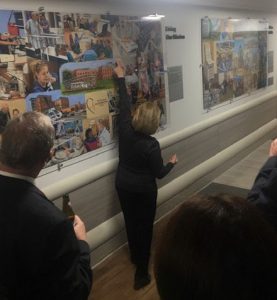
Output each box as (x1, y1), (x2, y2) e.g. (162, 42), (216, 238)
(141, 13), (165, 21)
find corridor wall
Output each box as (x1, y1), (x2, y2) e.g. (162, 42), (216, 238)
(2, 0), (277, 264)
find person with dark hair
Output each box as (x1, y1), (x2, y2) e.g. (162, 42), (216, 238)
(248, 138), (277, 231)
(12, 108), (20, 119)
(73, 33), (81, 54)
(84, 127), (98, 152)
(0, 112), (92, 299)
(39, 13), (52, 47)
(98, 23), (111, 37)
(114, 61), (177, 290)
(0, 111), (9, 133)
(154, 194), (277, 300)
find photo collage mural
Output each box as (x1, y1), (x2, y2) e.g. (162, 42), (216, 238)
(201, 17), (268, 110)
(0, 10), (166, 168)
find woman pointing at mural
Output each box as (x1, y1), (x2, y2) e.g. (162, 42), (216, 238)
(113, 60), (177, 290)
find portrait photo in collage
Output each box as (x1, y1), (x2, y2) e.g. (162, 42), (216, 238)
(0, 10), (166, 168)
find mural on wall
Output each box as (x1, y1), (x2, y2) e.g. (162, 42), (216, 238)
(201, 17), (268, 110)
(0, 9), (166, 168)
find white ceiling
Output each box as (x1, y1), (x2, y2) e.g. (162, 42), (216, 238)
(94, 0), (277, 13)
(180, 0), (277, 12)
(18, 0), (277, 14)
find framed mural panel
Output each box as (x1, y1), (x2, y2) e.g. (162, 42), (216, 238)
(0, 9), (167, 171)
(201, 17), (268, 110)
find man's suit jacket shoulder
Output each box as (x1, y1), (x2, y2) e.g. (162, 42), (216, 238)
(248, 156), (277, 232)
(0, 175), (92, 300)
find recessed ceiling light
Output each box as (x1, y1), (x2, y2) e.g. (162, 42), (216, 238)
(141, 13), (165, 21)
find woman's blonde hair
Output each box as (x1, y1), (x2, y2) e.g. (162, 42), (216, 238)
(30, 60), (48, 80)
(132, 101), (161, 135)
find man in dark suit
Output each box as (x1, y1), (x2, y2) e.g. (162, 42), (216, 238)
(0, 112), (92, 299)
(248, 138), (277, 232)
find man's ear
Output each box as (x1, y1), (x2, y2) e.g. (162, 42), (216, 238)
(49, 148), (55, 159)
(45, 148), (55, 163)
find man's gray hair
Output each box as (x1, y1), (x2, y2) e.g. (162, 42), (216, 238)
(0, 111), (55, 169)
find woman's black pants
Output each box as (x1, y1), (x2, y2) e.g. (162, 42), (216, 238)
(116, 187), (157, 271)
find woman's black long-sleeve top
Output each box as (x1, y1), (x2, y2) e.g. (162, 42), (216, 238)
(115, 78), (174, 193)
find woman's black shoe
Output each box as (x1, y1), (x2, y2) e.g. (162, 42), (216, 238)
(134, 272), (151, 290)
